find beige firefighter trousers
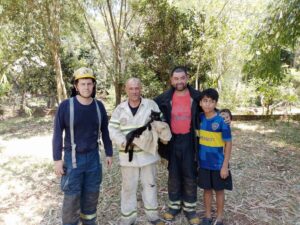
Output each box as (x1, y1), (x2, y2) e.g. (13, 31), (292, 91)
(120, 163), (159, 225)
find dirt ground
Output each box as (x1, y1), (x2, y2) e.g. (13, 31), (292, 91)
(0, 120), (299, 225)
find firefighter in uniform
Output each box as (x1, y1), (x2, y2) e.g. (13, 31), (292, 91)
(109, 78), (165, 225)
(154, 66), (201, 225)
(53, 67), (113, 225)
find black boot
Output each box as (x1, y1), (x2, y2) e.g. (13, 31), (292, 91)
(62, 194), (81, 225)
(80, 192), (99, 225)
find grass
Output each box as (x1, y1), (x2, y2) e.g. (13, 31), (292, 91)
(233, 120), (300, 148)
(0, 116), (53, 140)
(0, 118), (299, 224)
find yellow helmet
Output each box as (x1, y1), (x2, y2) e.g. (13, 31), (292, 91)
(73, 67), (95, 81)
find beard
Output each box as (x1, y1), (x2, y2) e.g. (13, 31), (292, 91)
(174, 83), (187, 91)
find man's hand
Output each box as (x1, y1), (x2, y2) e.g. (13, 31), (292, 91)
(54, 160), (64, 176)
(106, 157), (113, 169)
(220, 166), (229, 179)
(160, 139), (169, 145)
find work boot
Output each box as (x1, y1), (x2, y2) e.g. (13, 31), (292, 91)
(163, 208), (180, 221)
(149, 218), (165, 225)
(200, 217), (212, 225)
(185, 211), (200, 225)
(215, 220), (224, 225)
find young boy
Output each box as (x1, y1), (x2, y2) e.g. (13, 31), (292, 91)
(197, 88), (233, 225)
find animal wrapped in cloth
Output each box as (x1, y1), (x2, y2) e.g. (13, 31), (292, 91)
(125, 110), (171, 161)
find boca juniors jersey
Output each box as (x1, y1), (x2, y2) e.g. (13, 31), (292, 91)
(198, 112), (232, 170)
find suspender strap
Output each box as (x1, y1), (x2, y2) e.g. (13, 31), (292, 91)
(94, 99), (102, 145)
(69, 98), (102, 169)
(69, 97), (77, 168)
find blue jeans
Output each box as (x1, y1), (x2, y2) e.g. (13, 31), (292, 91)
(61, 149), (102, 225)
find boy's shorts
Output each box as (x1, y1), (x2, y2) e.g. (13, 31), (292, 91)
(197, 167), (233, 191)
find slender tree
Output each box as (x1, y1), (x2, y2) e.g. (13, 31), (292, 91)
(80, 0), (137, 105)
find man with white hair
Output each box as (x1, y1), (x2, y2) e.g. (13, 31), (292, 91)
(53, 67), (113, 225)
(109, 78), (165, 225)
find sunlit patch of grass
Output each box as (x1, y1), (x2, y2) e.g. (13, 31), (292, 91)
(0, 116), (53, 140)
(1, 118), (299, 224)
(232, 122), (261, 131)
(265, 120), (300, 148)
(0, 145), (4, 154)
(232, 120), (300, 148)
(0, 154), (57, 225)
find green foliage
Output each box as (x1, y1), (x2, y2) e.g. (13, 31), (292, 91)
(127, 64), (163, 98)
(0, 82), (11, 97)
(243, 0), (300, 83)
(132, 0), (207, 89)
(0, 1), (53, 101)
(268, 0), (300, 48)
(60, 38), (104, 96)
(218, 80), (256, 111)
(249, 75), (299, 115)
(243, 43), (286, 83)
(279, 75), (299, 111)
(1, 0), (298, 112)
(0, 0), (87, 103)
(0, 73), (11, 97)
(253, 78), (281, 110)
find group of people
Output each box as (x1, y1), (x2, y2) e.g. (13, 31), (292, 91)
(52, 66), (233, 225)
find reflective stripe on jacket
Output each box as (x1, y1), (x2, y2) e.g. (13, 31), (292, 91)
(109, 98), (161, 167)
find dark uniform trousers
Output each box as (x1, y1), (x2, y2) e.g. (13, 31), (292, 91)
(168, 133), (197, 213)
(61, 149), (102, 225)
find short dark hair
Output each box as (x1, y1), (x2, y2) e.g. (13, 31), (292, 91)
(200, 88), (219, 102)
(171, 66), (188, 77)
(220, 108), (232, 120)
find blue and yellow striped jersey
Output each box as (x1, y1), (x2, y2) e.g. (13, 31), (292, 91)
(197, 112), (232, 170)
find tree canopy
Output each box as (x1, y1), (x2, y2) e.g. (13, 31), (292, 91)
(0, 0), (299, 114)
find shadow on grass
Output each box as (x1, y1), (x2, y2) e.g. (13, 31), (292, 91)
(0, 116), (53, 140)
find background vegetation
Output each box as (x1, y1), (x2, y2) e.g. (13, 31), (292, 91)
(0, 1), (300, 224)
(0, 0), (299, 115)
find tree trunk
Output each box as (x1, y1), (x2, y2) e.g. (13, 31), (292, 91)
(82, 0), (133, 106)
(266, 105), (270, 115)
(42, 0), (67, 103)
(114, 80), (122, 106)
(53, 50), (67, 103)
(20, 91), (26, 112)
(195, 61), (201, 90)
(47, 95), (56, 108)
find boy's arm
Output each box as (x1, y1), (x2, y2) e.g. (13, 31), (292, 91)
(220, 141), (232, 179)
